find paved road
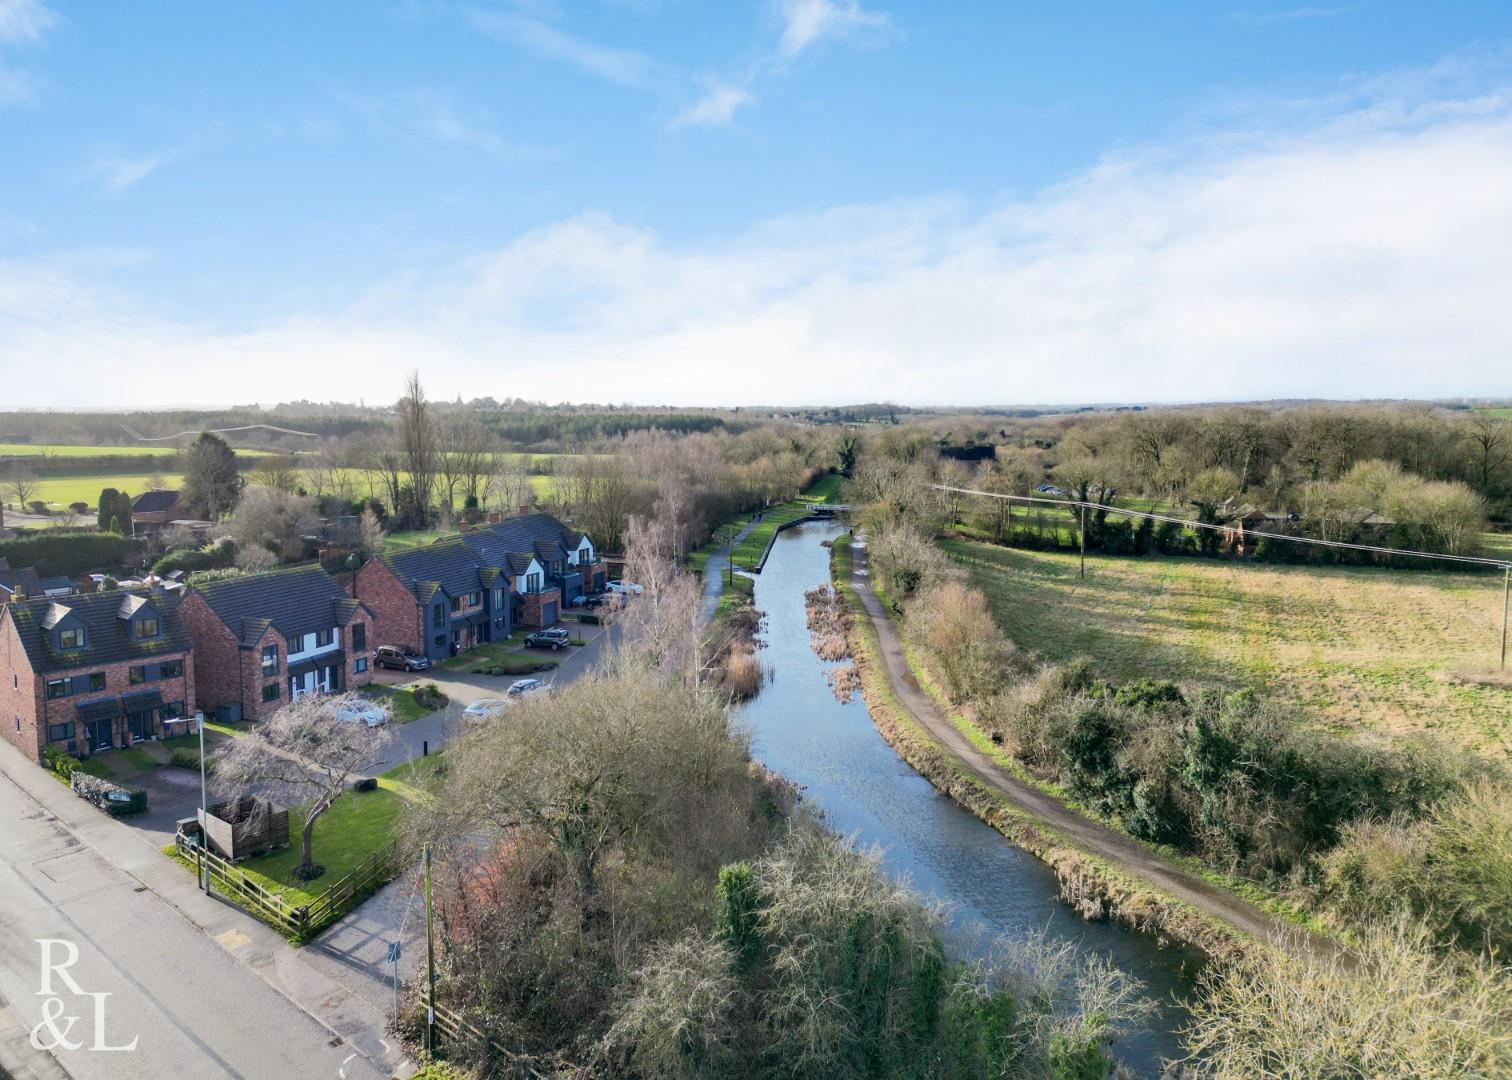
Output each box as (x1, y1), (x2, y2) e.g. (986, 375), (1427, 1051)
(845, 534), (1339, 958)
(0, 755), (393, 1080)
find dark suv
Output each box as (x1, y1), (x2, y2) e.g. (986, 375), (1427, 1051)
(375, 645), (430, 671)
(523, 627), (572, 651)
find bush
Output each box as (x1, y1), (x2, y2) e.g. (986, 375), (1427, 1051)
(42, 745), (79, 779)
(0, 530), (139, 577)
(69, 772), (147, 816)
(168, 749), (209, 772)
(152, 542), (237, 577)
(413, 683), (448, 710)
(903, 580), (1029, 704)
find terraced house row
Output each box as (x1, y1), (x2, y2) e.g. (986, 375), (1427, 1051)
(0, 512), (602, 764)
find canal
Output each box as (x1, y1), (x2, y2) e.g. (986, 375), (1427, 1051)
(737, 520), (1200, 1076)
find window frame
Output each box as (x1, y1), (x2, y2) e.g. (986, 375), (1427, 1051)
(261, 682), (280, 703)
(136, 617), (160, 639)
(261, 644), (278, 676)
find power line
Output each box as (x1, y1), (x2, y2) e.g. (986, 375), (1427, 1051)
(931, 484), (1511, 570)
(120, 422), (321, 442)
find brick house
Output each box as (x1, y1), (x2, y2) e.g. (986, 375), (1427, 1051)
(130, 489), (183, 534)
(178, 564), (376, 723)
(1, 589), (195, 763)
(354, 512), (604, 662)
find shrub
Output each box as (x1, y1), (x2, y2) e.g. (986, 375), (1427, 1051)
(903, 580), (1029, 704)
(413, 683), (448, 710)
(719, 646), (764, 701)
(42, 745), (79, 778)
(168, 749), (209, 772)
(69, 772), (147, 816)
(0, 530), (139, 577)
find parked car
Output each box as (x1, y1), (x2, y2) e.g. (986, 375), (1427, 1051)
(463, 698), (506, 722)
(581, 592), (615, 609)
(506, 678), (551, 698)
(333, 701), (388, 727)
(606, 580), (643, 595)
(376, 645), (430, 672)
(524, 627), (572, 650)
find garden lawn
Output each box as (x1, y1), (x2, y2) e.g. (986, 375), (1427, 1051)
(224, 785), (408, 908)
(438, 642), (558, 676)
(943, 538), (1512, 761)
(362, 684), (440, 724)
(32, 473), (186, 510)
(799, 473), (846, 504)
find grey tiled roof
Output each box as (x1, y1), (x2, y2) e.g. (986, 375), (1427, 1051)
(4, 589), (191, 675)
(131, 490), (181, 514)
(0, 567), (45, 599)
(189, 564), (370, 648)
(378, 537), (490, 602)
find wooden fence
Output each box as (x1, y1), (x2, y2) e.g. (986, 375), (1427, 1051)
(419, 990), (556, 1080)
(176, 833), (400, 941)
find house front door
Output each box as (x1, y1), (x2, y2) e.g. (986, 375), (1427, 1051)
(85, 718), (114, 752)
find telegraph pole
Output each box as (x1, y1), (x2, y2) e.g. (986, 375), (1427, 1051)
(1078, 503), (1087, 580)
(1501, 565), (1509, 672)
(424, 844), (436, 1056)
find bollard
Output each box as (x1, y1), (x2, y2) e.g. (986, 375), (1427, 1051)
(423, 739), (428, 757)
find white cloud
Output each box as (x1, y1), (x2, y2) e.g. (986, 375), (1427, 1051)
(777, 0), (891, 59)
(0, 0), (55, 45)
(466, 7), (655, 88)
(340, 88), (552, 162)
(77, 148), (175, 192)
(9, 64), (1512, 407)
(672, 83), (754, 128)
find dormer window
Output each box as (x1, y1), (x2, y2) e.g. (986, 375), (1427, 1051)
(136, 617), (159, 639)
(58, 627), (84, 649)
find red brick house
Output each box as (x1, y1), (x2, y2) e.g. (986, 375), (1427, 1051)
(1, 589), (195, 763)
(354, 512), (604, 663)
(130, 489), (183, 534)
(178, 564), (376, 723)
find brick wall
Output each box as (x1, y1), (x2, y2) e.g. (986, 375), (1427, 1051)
(1, 613), (43, 762)
(241, 625), (287, 722)
(519, 588), (562, 629)
(345, 608), (376, 692)
(178, 589), (245, 720)
(354, 560), (423, 653)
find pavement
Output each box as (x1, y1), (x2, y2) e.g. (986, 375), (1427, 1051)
(0, 740), (402, 1080)
(700, 519), (759, 621)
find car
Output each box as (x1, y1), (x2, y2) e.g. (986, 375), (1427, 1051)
(463, 698), (507, 722)
(605, 580), (644, 595)
(524, 627), (572, 650)
(506, 678), (551, 698)
(333, 701), (388, 727)
(375, 645), (430, 672)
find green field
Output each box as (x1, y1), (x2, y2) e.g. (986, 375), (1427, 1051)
(943, 539), (1512, 760)
(0, 443), (276, 457)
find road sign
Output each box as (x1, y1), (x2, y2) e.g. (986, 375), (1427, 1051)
(386, 940), (402, 964)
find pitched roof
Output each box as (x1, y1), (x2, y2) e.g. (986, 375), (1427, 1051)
(459, 512), (590, 568)
(4, 589), (191, 674)
(131, 489), (181, 514)
(377, 536), (491, 602)
(0, 566), (45, 600)
(189, 564), (370, 648)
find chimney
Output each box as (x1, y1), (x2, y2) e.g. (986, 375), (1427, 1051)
(518, 504), (532, 517)
(457, 521), (471, 533)
(486, 511), (503, 524)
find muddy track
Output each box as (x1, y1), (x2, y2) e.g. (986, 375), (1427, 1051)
(846, 536), (1342, 958)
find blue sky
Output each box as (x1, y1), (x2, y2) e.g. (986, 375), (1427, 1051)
(4, 1), (1512, 407)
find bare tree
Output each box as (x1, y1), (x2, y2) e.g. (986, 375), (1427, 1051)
(438, 413), (492, 511)
(252, 456), (301, 495)
(606, 514), (707, 686)
(488, 453), (534, 514)
(358, 506), (385, 556)
(397, 371), (438, 526)
(1462, 413), (1511, 494)
(8, 463), (37, 508)
(213, 692), (395, 880)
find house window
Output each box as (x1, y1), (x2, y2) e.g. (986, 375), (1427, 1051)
(129, 666), (146, 685)
(261, 682), (280, 703)
(261, 645), (278, 675)
(470, 592), (481, 607)
(493, 588), (505, 607)
(526, 572), (542, 593)
(160, 701), (183, 721)
(354, 657), (368, 673)
(433, 604), (445, 628)
(46, 678), (71, 699)
(352, 624), (366, 650)
(88, 672), (106, 692)
(159, 659), (183, 679)
(316, 628), (333, 648)
(433, 634), (445, 648)
(47, 722), (73, 743)
(449, 596), (461, 613)
(136, 617), (159, 639)
(58, 627), (83, 649)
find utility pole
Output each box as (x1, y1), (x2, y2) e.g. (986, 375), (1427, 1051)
(1078, 503), (1087, 580)
(726, 524), (734, 587)
(1501, 565), (1509, 672)
(424, 844), (436, 1056)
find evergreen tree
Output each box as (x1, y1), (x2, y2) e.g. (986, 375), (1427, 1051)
(97, 487), (118, 531)
(180, 432), (242, 520)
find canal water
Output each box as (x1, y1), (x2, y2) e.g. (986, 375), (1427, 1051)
(737, 521), (1200, 1076)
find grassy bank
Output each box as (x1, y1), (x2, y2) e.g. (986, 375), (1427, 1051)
(830, 535), (1246, 962)
(943, 538), (1512, 760)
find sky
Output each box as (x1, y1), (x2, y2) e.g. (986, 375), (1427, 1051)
(4, 1), (1512, 409)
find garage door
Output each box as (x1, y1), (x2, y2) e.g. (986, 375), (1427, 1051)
(542, 601), (557, 626)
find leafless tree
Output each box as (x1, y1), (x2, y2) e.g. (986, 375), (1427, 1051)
(213, 691), (395, 880)
(358, 506), (385, 556)
(251, 456), (301, 495)
(487, 453), (534, 514)
(397, 371), (438, 525)
(606, 514), (707, 686)
(8, 463), (37, 509)
(437, 413), (492, 511)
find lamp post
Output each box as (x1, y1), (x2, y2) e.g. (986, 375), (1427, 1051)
(196, 710), (208, 892)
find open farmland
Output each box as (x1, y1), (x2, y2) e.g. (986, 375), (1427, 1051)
(0, 442), (277, 457)
(942, 538), (1512, 760)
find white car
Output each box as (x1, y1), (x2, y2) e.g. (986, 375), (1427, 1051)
(333, 701), (388, 727)
(605, 580), (644, 595)
(506, 678), (551, 698)
(463, 698), (507, 722)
